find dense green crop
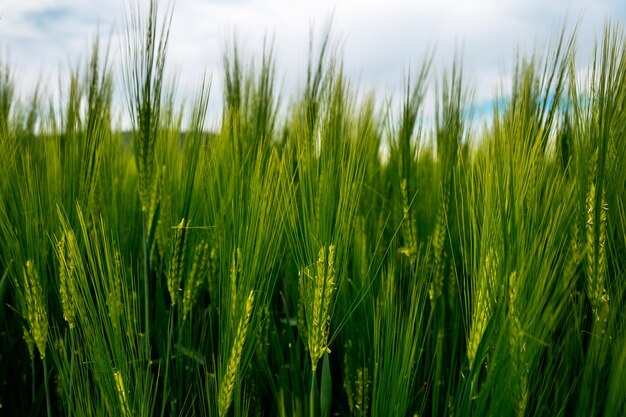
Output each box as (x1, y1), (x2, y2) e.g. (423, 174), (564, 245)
(1, 2), (625, 416)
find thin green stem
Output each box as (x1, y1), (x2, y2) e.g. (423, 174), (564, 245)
(43, 357), (52, 417)
(310, 372), (316, 417)
(143, 211), (151, 359)
(160, 312), (175, 417)
(68, 331), (74, 417)
(31, 359), (35, 405)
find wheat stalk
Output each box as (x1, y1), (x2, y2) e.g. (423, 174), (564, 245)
(343, 341), (354, 412)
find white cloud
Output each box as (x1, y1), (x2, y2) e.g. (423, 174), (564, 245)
(0, 0), (625, 127)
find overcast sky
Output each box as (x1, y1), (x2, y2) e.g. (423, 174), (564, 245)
(0, 0), (625, 127)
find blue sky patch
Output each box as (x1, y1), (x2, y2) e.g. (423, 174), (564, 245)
(24, 7), (73, 31)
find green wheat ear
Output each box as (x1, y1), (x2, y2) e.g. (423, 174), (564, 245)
(22, 327), (35, 362)
(508, 271), (528, 417)
(207, 246), (218, 302)
(354, 366), (370, 417)
(399, 178), (417, 262)
(229, 248), (244, 327)
(467, 248), (498, 371)
(56, 232), (77, 329)
(585, 182), (609, 324)
(23, 260), (48, 360)
(108, 248), (124, 329)
(429, 203), (447, 303)
(307, 244), (336, 373)
(167, 218), (187, 306)
(218, 290), (255, 417)
(343, 341), (370, 417)
(183, 240), (209, 320)
(114, 369), (131, 417)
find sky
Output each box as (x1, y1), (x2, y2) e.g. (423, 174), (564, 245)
(0, 0), (625, 128)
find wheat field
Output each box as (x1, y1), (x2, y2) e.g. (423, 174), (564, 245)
(0, 1), (625, 416)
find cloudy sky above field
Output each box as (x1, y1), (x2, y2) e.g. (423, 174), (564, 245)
(0, 0), (625, 126)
